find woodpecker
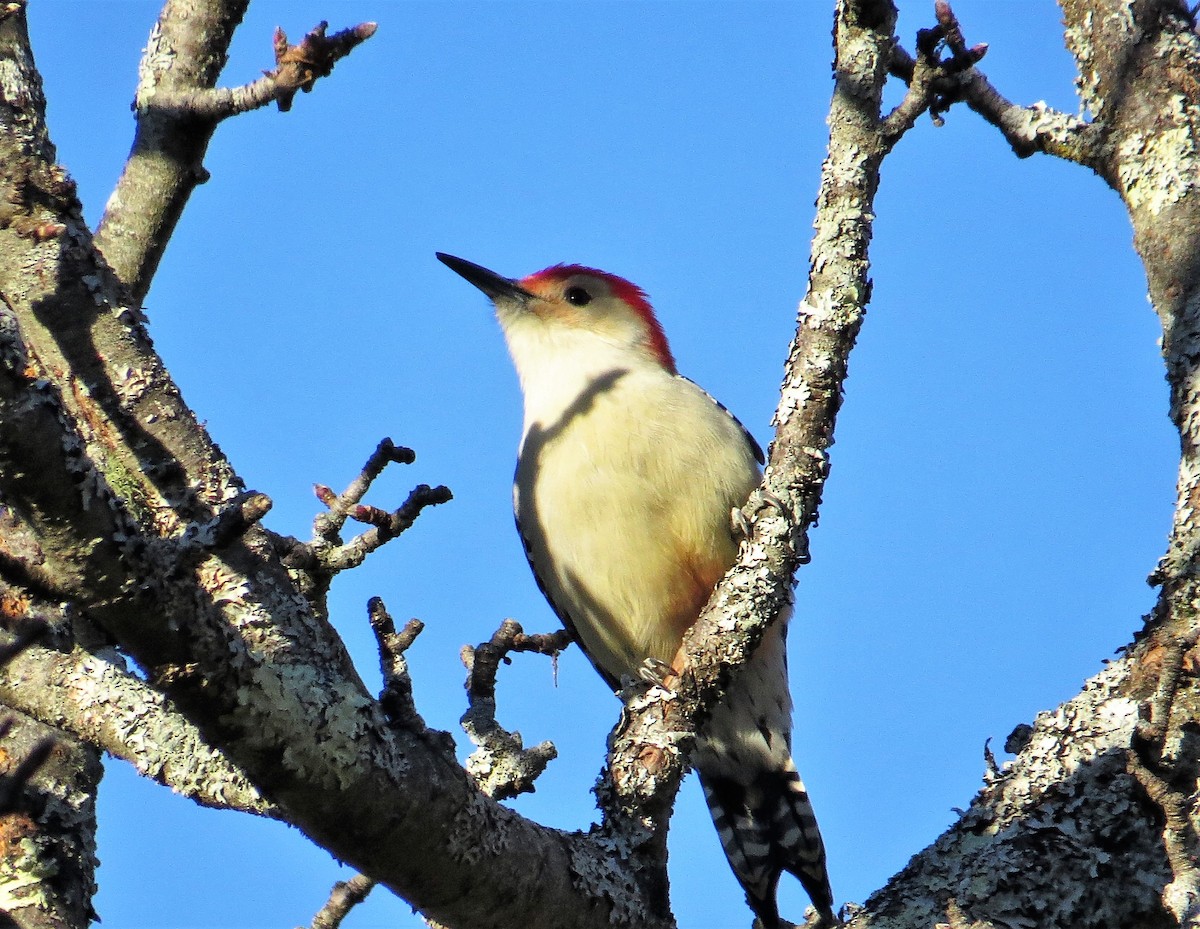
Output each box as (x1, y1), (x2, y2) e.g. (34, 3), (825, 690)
(438, 252), (834, 928)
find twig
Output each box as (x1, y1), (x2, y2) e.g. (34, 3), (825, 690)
(151, 22), (377, 119)
(880, 1), (988, 142)
(318, 483), (453, 575)
(285, 440), (449, 586)
(302, 873), (376, 929)
(313, 438), (416, 543)
(299, 617), (570, 929)
(460, 619), (572, 801)
(886, 3), (1107, 170)
(367, 597), (439, 738)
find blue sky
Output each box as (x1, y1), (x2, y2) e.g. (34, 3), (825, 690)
(32, 2), (1172, 928)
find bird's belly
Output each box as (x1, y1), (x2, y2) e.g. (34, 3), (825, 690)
(516, 398), (751, 684)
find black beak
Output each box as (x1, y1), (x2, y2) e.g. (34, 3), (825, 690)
(437, 253), (534, 302)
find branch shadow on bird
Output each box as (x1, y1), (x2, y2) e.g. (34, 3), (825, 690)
(513, 366), (637, 694)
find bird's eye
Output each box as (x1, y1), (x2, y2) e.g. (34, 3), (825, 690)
(565, 286), (592, 307)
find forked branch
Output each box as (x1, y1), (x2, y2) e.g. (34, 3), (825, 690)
(95, 4), (377, 305)
(461, 619), (572, 801)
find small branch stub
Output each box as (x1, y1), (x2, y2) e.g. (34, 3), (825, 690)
(302, 873), (376, 929)
(367, 596), (436, 736)
(207, 490), (273, 550)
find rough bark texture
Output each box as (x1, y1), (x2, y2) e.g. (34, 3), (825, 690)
(2, 0), (1199, 927)
(842, 1), (1200, 927)
(0, 711), (101, 929)
(93, 0), (250, 305)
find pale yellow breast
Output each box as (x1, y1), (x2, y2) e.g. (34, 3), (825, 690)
(514, 367), (761, 685)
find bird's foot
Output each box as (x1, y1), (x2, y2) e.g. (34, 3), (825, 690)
(638, 656), (679, 693)
(733, 487), (791, 537)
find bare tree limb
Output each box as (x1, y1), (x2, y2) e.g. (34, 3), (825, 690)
(94, 2), (376, 305)
(150, 20), (377, 119)
(460, 619), (571, 801)
(0, 709), (100, 929)
(303, 874), (376, 929)
(0, 629), (275, 817)
(588, 6), (904, 925)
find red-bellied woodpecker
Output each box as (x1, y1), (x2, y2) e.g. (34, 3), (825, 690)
(437, 252), (834, 928)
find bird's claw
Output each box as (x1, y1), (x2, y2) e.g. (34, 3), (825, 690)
(638, 656), (677, 692)
(756, 487), (789, 517)
(735, 487), (812, 564)
(733, 487), (791, 537)
(731, 505), (753, 539)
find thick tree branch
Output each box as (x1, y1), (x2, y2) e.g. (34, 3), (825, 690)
(0, 629), (275, 817)
(0, 11), (681, 928)
(0, 710), (100, 929)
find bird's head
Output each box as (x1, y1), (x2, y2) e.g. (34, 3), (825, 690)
(437, 253), (677, 375)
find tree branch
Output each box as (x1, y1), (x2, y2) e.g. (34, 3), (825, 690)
(835, 2), (1200, 925)
(596, 2), (900, 918)
(0, 627), (275, 817)
(885, 2), (1112, 172)
(303, 874), (376, 929)
(367, 597), (450, 747)
(93, 2), (376, 305)
(0, 709), (100, 929)
(318, 483), (453, 575)
(460, 619), (571, 801)
(150, 20), (377, 119)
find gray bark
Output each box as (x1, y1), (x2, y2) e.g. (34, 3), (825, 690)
(1, 0), (1199, 927)
(0, 710), (101, 929)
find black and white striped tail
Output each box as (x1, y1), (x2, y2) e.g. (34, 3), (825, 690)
(699, 760), (834, 928)
(691, 621), (834, 926)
